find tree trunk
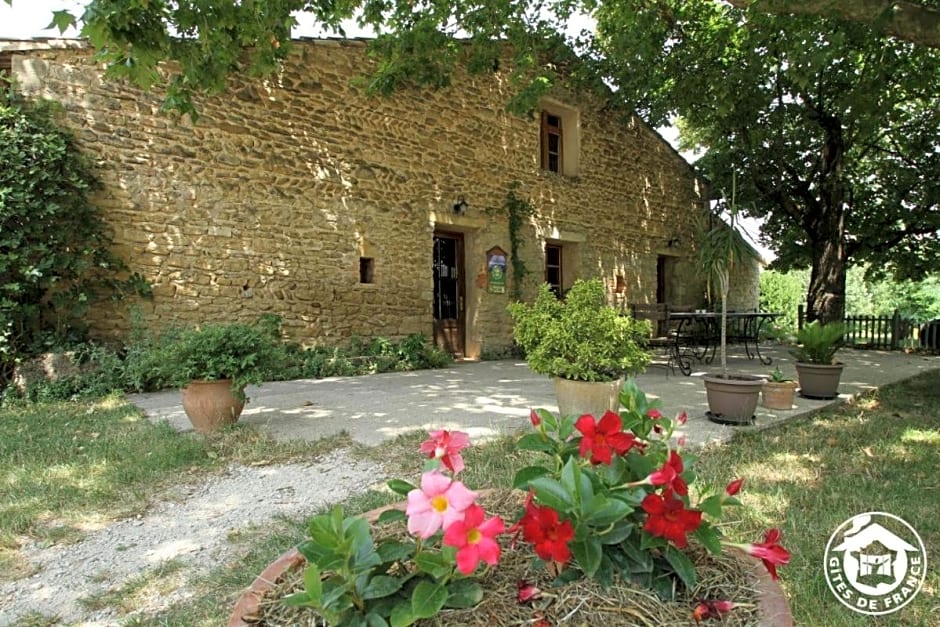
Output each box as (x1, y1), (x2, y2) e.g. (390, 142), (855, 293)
(805, 110), (849, 325)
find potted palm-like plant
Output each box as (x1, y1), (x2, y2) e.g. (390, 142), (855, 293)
(791, 321), (845, 399)
(160, 319), (282, 432)
(508, 278), (650, 417)
(699, 174), (764, 424)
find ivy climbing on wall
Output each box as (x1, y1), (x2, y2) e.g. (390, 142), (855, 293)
(489, 182), (536, 301)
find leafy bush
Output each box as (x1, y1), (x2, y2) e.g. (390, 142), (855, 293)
(508, 279), (650, 382)
(0, 90), (147, 372)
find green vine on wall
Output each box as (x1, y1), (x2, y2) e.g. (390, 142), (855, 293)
(488, 182), (536, 301)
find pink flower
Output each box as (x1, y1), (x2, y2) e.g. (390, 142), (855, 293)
(677, 435), (688, 448)
(676, 411), (688, 425)
(443, 503), (505, 574)
(647, 450), (688, 495)
(646, 408), (663, 419)
(725, 478), (744, 496)
(406, 471), (477, 538)
(693, 599), (736, 622)
(419, 430), (470, 474)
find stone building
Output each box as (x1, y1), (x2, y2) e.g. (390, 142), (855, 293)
(1, 38), (759, 358)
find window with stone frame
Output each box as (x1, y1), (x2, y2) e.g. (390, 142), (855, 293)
(538, 102), (581, 176)
(540, 112), (563, 173)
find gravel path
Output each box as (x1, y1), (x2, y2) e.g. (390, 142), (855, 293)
(0, 450), (386, 626)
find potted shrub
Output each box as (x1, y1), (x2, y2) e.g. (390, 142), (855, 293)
(699, 174), (764, 425)
(762, 367), (798, 410)
(160, 320), (282, 432)
(508, 278), (650, 417)
(791, 321), (845, 399)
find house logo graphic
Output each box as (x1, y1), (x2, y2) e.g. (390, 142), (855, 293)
(824, 512), (927, 615)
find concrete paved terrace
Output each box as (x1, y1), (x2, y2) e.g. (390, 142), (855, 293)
(130, 346), (940, 449)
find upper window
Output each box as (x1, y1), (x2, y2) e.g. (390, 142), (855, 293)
(541, 113), (563, 173)
(538, 102), (581, 176)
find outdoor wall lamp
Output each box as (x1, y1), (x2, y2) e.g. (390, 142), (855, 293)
(453, 196), (468, 214)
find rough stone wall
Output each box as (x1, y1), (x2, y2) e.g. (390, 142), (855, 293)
(7, 39), (760, 357)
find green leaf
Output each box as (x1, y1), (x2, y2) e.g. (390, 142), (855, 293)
(560, 456), (578, 497)
(571, 537), (603, 576)
(600, 520), (634, 544)
(282, 591), (312, 607)
(366, 613), (390, 627)
(444, 580), (484, 608)
(362, 575), (404, 600)
(303, 563), (323, 601)
(411, 581), (448, 619)
(533, 407), (558, 431)
(47, 10), (76, 34)
(664, 545), (697, 590)
(414, 552), (452, 579)
(513, 465), (550, 489)
(529, 476), (575, 512)
(698, 494), (723, 518)
(377, 539), (414, 563)
(586, 495), (631, 526)
(515, 432), (554, 453)
(694, 524), (723, 555)
(387, 479), (416, 496)
(389, 602), (414, 627)
(378, 509), (407, 524)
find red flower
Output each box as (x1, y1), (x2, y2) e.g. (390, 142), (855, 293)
(529, 409), (541, 427)
(646, 408), (663, 419)
(511, 493), (575, 563)
(676, 411), (688, 425)
(692, 600), (736, 622)
(641, 489), (702, 548)
(647, 450), (688, 495)
(725, 478), (744, 496)
(419, 430), (470, 474)
(443, 503), (505, 574)
(516, 579), (541, 604)
(574, 411), (639, 465)
(741, 529), (791, 580)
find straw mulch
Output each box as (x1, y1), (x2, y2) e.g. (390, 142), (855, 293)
(248, 490), (764, 626)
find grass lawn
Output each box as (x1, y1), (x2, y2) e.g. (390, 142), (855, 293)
(4, 371), (938, 626)
(0, 395), (345, 582)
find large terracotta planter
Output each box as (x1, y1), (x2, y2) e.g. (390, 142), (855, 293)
(794, 362), (844, 400)
(553, 377), (623, 418)
(229, 502), (793, 627)
(181, 379), (245, 433)
(703, 374), (764, 425)
(762, 380), (798, 410)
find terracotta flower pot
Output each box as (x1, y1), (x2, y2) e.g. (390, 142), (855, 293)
(794, 362), (844, 400)
(553, 377), (623, 418)
(703, 374), (764, 425)
(229, 493), (793, 627)
(762, 380), (798, 410)
(181, 379), (245, 433)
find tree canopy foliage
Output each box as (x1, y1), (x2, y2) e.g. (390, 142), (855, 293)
(10, 0), (940, 324)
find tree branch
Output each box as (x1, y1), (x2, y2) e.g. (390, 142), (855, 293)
(726, 0), (940, 48)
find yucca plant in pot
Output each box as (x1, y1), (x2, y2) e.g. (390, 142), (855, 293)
(508, 278), (650, 417)
(790, 321), (845, 399)
(699, 175), (763, 425)
(159, 319), (282, 432)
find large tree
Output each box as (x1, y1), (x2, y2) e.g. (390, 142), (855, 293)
(14, 0), (940, 323)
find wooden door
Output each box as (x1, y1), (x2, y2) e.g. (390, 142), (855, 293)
(433, 232), (465, 357)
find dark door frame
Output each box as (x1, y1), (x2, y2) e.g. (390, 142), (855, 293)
(432, 230), (466, 357)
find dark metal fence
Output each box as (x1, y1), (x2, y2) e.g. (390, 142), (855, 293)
(797, 306), (917, 350)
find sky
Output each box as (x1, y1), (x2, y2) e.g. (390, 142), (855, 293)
(0, 0), (772, 260)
